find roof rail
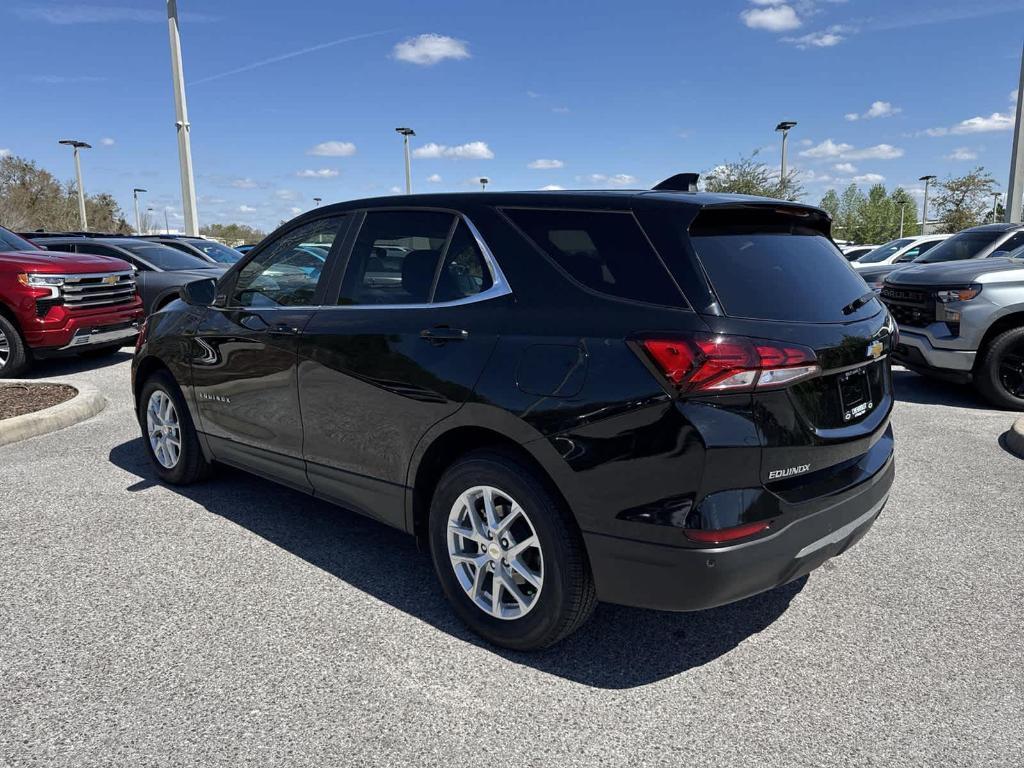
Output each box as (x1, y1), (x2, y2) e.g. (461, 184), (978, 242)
(652, 173), (700, 193)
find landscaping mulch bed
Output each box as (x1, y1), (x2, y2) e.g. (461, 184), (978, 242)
(0, 384), (76, 420)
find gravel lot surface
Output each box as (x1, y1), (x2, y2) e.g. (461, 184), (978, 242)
(2, 354), (1021, 767)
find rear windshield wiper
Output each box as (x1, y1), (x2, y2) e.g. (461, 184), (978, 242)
(842, 291), (877, 315)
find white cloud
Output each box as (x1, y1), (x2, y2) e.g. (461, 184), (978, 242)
(289, 207), (303, 215)
(296, 168), (339, 178)
(798, 138), (813, 146)
(231, 178), (260, 189)
(412, 141), (494, 160)
(275, 189), (298, 201)
(584, 173), (637, 187)
(844, 113), (859, 122)
(0, 149), (10, 157)
(392, 34), (470, 66)
(945, 147), (978, 161)
(800, 139), (903, 160)
(528, 158), (564, 169)
(1011, 89), (1019, 105)
(833, 162), (857, 173)
(239, 205), (257, 213)
(865, 100), (900, 119)
(853, 173), (885, 185)
(389, 186), (402, 194)
(925, 112), (1015, 137)
(785, 30), (843, 48)
(741, 5), (802, 31)
(540, 184), (565, 190)
(99, 137), (115, 146)
(308, 140), (356, 157)
(426, 173), (443, 183)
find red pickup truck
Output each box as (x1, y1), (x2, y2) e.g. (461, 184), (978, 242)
(0, 226), (145, 377)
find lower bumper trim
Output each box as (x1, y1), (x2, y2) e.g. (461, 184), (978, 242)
(794, 496), (885, 559)
(56, 322), (140, 351)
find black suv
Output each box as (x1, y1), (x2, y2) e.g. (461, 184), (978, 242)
(132, 184), (896, 650)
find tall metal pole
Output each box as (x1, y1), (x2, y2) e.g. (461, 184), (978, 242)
(919, 175), (936, 235)
(164, 209), (170, 234)
(59, 140), (91, 230)
(775, 121), (797, 197)
(1007, 42), (1024, 223)
(898, 202), (905, 238)
(132, 188), (146, 234)
(992, 192), (1002, 224)
(167, 1), (199, 235)
(395, 127), (415, 194)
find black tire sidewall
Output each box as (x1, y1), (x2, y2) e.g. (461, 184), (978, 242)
(137, 371), (205, 484)
(428, 452), (582, 650)
(978, 327), (1024, 410)
(0, 314), (29, 378)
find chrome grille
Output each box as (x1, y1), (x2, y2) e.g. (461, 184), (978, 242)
(62, 271), (137, 309)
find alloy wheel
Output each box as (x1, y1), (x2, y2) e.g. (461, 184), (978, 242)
(998, 343), (1024, 400)
(146, 389), (182, 469)
(0, 327), (9, 369)
(446, 485), (544, 620)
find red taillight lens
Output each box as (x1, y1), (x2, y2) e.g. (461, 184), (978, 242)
(684, 520), (771, 544)
(638, 334), (818, 394)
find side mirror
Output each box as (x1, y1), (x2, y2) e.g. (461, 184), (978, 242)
(179, 277), (217, 306)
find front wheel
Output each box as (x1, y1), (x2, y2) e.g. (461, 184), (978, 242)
(975, 327), (1024, 410)
(137, 371), (211, 484)
(428, 450), (596, 650)
(0, 314), (30, 378)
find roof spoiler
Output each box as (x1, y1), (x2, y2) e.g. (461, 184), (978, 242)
(652, 173), (700, 193)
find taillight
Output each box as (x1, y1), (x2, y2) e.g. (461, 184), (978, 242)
(636, 334), (819, 394)
(684, 520), (772, 545)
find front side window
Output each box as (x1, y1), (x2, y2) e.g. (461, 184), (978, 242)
(917, 231), (1003, 263)
(503, 208), (684, 306)
(339, 210), (455, 305)
(233, 216), (346, 307)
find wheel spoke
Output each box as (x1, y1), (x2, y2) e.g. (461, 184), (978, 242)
(499, 571), (528, 608)
(507, 535), (537, 559)
(491, 576), (503, 615)
(509, 556), (542, 589)
(493, 504), (523, 538)
(482, 487), (500, 531)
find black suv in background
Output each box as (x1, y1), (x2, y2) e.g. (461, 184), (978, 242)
(140, 235), (243, 265)
(132, 185), (896, 649)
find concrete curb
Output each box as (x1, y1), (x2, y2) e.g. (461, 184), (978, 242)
(0, 380), (106, 448)
(1006, 415), (1024, 460)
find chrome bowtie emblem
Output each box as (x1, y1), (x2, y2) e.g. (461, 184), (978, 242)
(866, 340), (884, 359)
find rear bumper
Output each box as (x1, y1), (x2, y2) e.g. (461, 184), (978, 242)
(583, 450), (894, 612)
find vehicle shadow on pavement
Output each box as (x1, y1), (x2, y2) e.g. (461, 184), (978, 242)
(21, 350), (134, 380)
(891, 368), (992, 410)
(109, 437), (805, 689)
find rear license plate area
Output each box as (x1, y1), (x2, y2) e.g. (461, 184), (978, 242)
(838, 367), (873, 422)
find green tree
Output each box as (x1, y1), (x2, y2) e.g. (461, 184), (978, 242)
(819, 189), (840, 224)
(890, 187), (919, 238)
(703, 151), (803, 201)
(833, 183), (866, 242)
(932, 167), (995, 234)
(199, 222), (267, 244)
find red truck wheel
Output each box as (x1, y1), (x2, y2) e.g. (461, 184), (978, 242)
(0, 314), (29, 378)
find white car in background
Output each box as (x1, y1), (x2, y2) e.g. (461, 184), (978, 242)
(852, 234), (950, 270)
(840, 244), (879, 261)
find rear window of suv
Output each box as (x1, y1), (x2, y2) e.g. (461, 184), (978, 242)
(503, 208), (686, 307)
(688, 207), (878, 323)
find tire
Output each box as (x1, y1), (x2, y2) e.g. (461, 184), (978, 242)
(0, 313), (30, 378)
(975, 327), (1024, 410)
(428, 449), (596, 650)
(137, 370), (211, 484)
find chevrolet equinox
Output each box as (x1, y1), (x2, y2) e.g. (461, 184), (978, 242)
(132, 178), (896, 650)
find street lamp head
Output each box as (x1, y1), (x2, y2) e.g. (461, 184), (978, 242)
(133, 187), (147, 194)
(919, 175), (937, 182)
(58, 139), (92, 149)
(775, 121), (797, 132)
(395, 127), (416, 137)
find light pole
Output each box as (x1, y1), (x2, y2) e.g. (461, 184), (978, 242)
(146, 207), (155, 234)
(313, 197), (322, 208)
(395, 127), (415, 194)
(919, 175), (937, 235)
(59, 139), (91, 230)
(132, 188), (147, 234)
(479, 177), (490, 191)
(992, 192), (1002, 224)
(775, 120), (797, 196)
(164, 208), (171, 234)
(1007, 41), (1024, 222)
(167, 1), (199, 235)
(897, 200), (906, 238)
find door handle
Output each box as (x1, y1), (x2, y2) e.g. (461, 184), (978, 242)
(239, 313), (300, 335)
(269, 323), (300, 336)
(420, 326), (469, 343)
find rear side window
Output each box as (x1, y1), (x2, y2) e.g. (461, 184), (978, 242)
(504, 209), (685, 307)
(916, 231), (1003, 263)
(689, 209), (877, 323)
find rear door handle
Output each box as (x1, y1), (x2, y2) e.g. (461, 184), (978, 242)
(420, 326), (469, 342)
(269, 323), (300, 336)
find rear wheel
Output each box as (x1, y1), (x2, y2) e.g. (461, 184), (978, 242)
(0, 314), (29, 378)
(975, 327), (1024, 410)
(428, 449), (596, 650)
(138, 371), (211, 484)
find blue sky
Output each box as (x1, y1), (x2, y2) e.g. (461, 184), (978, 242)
(1, 0), (1022, 232)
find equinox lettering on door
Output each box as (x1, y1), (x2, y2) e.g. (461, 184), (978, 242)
(768, 464), (811, 480)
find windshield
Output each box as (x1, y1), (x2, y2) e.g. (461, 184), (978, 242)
(0, 227), (38, 252)
(120, 242), (215, 271)
(188, 239), (242, 264)
(856, 238), (914, 264)
(691, 232), (879, 323)
(916, 231), (1003, 263)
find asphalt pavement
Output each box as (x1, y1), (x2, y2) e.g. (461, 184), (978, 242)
(1, 354), (1021, 767)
